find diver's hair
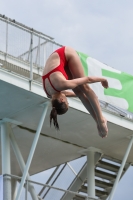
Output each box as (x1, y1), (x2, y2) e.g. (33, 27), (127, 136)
(50, 99), (68, 130)
(50, 107), (59, 130)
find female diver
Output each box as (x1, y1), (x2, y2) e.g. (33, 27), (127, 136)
(42, 46), (108, 138)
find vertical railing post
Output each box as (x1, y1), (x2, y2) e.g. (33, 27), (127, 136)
(29, 31), (33, 90)
(38, 36), (41, 69)
(5, 18), (9, 61)
(35, 36), (40, 70)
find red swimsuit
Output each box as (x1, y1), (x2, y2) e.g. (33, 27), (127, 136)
(42, 46), (68, 97)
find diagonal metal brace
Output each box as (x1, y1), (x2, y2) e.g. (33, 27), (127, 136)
(109, 136), (133, 200)
(15, 101), (49, 200)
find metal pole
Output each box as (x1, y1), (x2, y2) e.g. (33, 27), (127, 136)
(109, 136), (133, 200)
(11, 179), (17, 200)
(25, 179), (28, 200)
(87, 151), (95, 198)
(10, 128), (38, 200)
(38, 165), (60, 196)
(35, 36), (40, 67)
(38, 37), (41, 68)
(30, 32), (33, 90)
(5, 18), (8, 60)
(1, 122), (11, 200)
(43, 163), (66, 199)
(15, 102), (49, 200)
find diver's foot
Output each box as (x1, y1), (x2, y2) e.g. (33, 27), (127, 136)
(97, 118), (108, 138)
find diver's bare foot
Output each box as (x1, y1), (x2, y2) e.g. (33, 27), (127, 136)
(97, 118), (108, 138)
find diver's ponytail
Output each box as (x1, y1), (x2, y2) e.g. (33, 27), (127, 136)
(50, 107), (59, 130)
(50, 99), (68, 130)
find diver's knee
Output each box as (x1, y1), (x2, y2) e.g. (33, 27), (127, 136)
(73, 87), (82, 95)
(80, 84), (92, 92)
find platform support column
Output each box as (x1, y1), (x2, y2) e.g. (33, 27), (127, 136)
(10, 128), (38, 200)
(1, 122), (11, 200)
(87, 150), (95, 197)
(79, 147), (103, 200)
(109, 136), (133, 200)
(11, 179), (17, 200)
(16, 102), (49, 200)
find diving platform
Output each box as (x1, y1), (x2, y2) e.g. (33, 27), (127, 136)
(0, 62), (133, 200)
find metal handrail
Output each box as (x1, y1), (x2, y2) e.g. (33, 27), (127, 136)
(3, 174), (100, 200)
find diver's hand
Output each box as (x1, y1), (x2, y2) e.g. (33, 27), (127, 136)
(101, 79), (108, 89)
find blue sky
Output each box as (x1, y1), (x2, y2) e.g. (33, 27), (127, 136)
(0, 1), (133, 199)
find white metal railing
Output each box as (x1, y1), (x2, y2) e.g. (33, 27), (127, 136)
(0, 14), (62, 89)
(3, 174), (100, 200)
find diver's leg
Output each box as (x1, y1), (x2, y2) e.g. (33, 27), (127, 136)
(79, 84), (108, 138)
(66, 47), (108, 137)
(73, 87), (97, 123)
(73, 87), (107, 138)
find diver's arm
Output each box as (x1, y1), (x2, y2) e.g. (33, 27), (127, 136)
(62, 90), (77, 97)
